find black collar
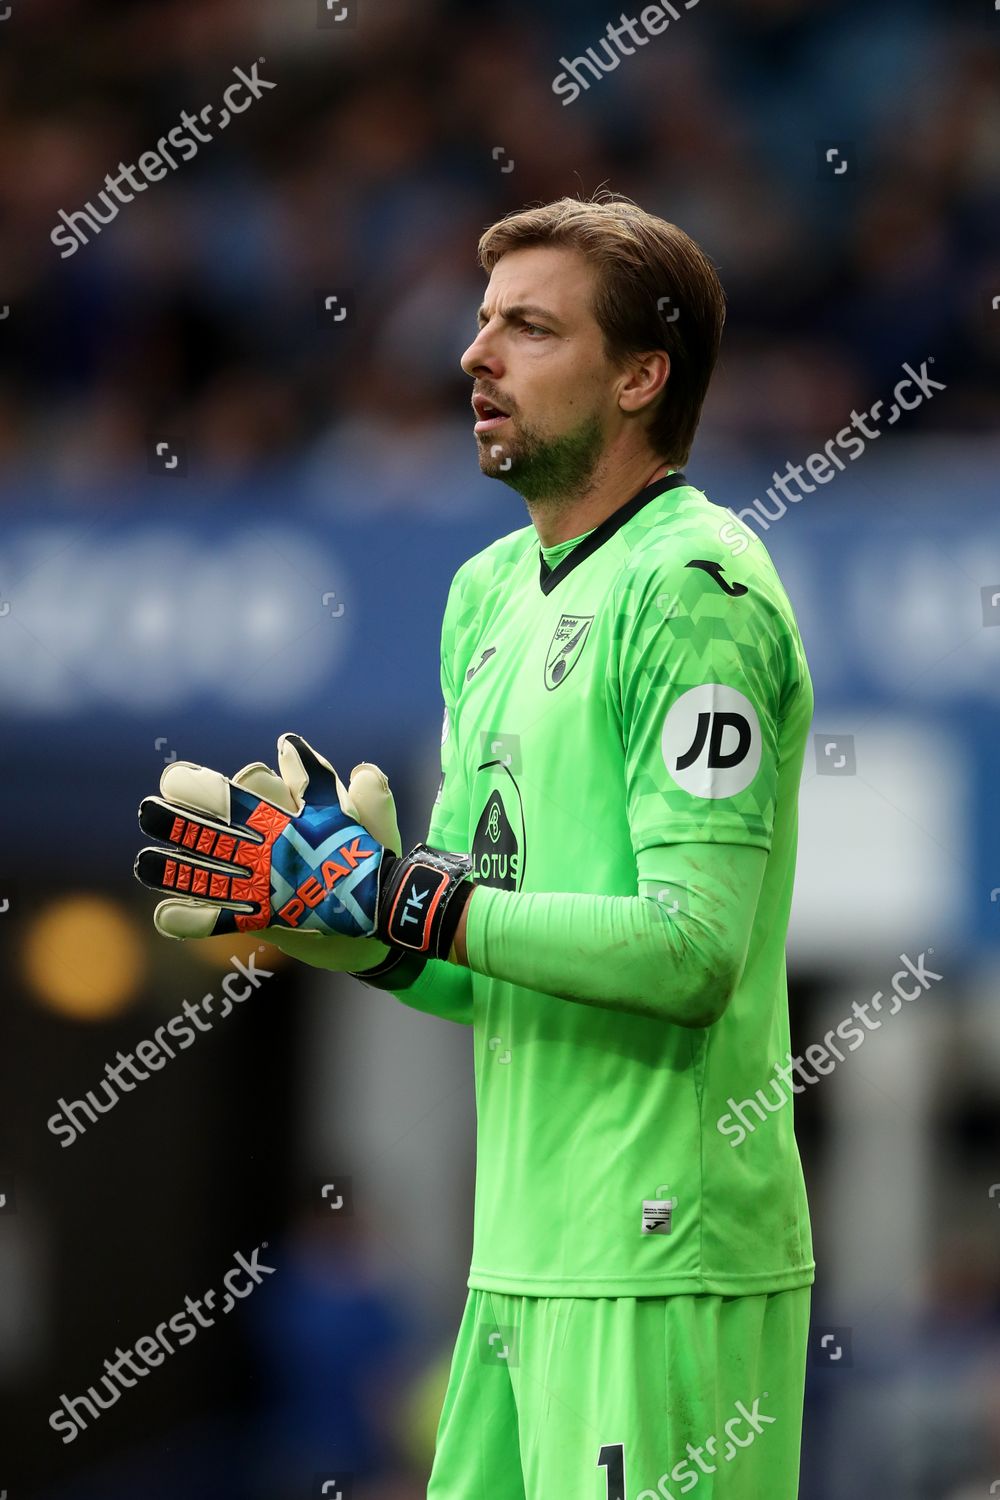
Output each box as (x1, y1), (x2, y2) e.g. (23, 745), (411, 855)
(538, 471), (688, 595)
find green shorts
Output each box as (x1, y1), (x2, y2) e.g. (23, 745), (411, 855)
(426, 1285), (811, 1499)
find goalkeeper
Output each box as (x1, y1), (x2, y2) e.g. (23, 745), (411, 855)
(136, 193), (814, 1500)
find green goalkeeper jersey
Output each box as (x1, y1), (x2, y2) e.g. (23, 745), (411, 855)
(428, 472), (815, 1297)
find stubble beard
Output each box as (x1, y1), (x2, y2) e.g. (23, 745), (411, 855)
(477, 409), (607, 517)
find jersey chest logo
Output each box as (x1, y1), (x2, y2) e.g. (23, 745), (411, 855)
(544, 613), (594, 691)
(471, 769), (525, 890)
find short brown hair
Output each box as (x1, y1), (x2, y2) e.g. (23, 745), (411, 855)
(477, 192), (725, 468)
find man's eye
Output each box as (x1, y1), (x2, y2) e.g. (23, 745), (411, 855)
(522, 323), (547, 336)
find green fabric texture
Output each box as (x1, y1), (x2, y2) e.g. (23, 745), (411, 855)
(537, 526), (594, 567)
(465, 841), (766, 1025)
(427, 1284), (811, 1499)
(386, 956), (473, 1024)
(413, 476), (814, 1296)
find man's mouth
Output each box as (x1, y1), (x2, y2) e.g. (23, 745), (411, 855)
(472, 393), (512, 434)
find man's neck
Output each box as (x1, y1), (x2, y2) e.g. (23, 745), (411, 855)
(526, 458), (676, 548)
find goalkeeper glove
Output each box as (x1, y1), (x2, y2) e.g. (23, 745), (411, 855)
(140, 748), (399, 972)
(134, 733), (474, 960)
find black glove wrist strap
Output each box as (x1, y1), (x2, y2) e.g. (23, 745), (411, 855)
(348, 945), (428, 991)
(376, 844), (475, 959)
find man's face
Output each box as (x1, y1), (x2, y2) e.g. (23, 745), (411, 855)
(460, 245), (624, 504)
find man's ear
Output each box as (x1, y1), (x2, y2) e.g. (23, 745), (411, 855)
(617, 349), (671, 415)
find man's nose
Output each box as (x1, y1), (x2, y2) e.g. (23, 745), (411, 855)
(461, 327), (503, 379)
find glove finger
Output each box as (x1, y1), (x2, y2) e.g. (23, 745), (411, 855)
(138, 796), (258, 866)
(232, 762), (298, 815)
(155, 761), (288, 841)
(159, 761), (235, 821)
(135, 846), (256, 911)
(277, 733), (346, 811)
(153, 898), (232, 941)
(345, 762), (401, 856)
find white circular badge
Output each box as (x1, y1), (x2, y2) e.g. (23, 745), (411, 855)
(661, 684), (761, 798)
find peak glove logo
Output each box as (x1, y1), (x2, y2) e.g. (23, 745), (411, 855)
(544, 613), (594, 691)
(661, 685), (762, 798)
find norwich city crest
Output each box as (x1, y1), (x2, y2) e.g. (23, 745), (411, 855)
(544, 613), (594, 691)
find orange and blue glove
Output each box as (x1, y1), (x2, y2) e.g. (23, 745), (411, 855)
(134, 733), (474, 960)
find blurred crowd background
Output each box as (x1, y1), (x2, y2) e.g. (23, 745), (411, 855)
(0, 0), (997, 487)
(1, 0), (999, 1497)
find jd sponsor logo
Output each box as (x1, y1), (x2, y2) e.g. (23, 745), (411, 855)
(661, 685), (761, 798)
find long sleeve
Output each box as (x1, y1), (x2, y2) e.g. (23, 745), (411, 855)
(386, 956), (473, 1025)
(462, 839), (767, 1027)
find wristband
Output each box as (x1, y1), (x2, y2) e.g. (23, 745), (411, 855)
(348, 946), (428, 992)
(376, 844), (475, 958)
